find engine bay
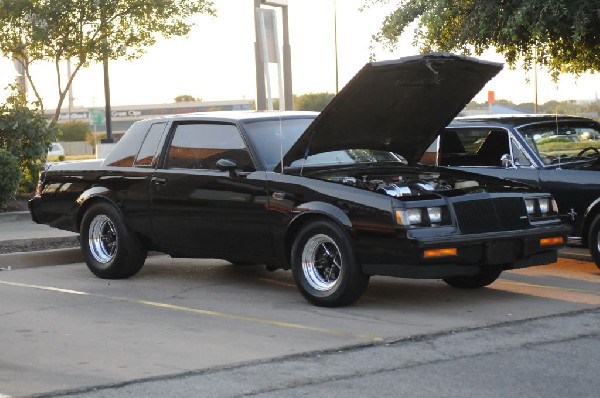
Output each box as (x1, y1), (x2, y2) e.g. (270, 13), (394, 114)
(322, 172), (479, 198)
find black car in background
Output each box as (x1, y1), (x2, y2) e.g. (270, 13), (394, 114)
(29, 54), (569, 307)
(430, 115), (600, 267)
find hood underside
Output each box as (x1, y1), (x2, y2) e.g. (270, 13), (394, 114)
(282, 53), (502, 167)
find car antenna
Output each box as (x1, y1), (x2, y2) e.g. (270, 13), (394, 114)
(300, 147), (309, 176)
(279, 112), (284, 174)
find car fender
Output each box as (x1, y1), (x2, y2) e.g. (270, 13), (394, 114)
(75, 186), (121, 228)
(290, 201), (353, 230)
(278, 201), (353, 269)
(582, 196), (600, 245)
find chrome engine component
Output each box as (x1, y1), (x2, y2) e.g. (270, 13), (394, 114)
(325, 173), (475, 198)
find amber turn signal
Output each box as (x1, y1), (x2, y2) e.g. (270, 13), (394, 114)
(424, 248), (458, 258)
(539, 237), (564, 246)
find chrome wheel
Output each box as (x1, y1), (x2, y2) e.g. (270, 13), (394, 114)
(302, 234), (342, 291)
(88, 214), (117, 263)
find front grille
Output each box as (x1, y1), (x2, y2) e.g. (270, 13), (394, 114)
(453, 198), (529, 234)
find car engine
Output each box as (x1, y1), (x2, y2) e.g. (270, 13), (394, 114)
(324, 174), (479, 197)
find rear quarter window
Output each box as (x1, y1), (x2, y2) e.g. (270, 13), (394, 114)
(104, 121), (155, 167)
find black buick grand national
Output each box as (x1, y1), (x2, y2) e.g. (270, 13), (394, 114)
(29, 54), (569, 307)
(431, 114), (600, 267)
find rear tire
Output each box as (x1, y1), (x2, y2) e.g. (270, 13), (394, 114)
(291, 220), (369, 307)
(81, 202), (147, 279)
(443, 269), (501, 289)
(588, 214), (600, 268)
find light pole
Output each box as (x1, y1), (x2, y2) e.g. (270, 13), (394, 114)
(534, 50), (538, 114)
(254, 0), (293, 110)
(334, 0), (339, 94)
(99, 0), (113, 143)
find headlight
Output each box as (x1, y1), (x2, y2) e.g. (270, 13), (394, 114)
(395, 206), (448, 227)
(525, 197), (556, 217)
(395, 209), (421, 226)
(525, 199), (535, 215)
(427, 207), (442, 224)
(406, 208), (422, 224)
(538, 198), (550, 214)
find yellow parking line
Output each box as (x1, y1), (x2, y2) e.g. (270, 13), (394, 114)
(494, 280), (600, 305)
(0, 280), (89, 295)
(258, 277), (296, 288)
(0, 279), (382, 342)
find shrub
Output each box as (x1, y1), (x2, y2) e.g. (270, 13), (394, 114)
(59, 120), (90, 141)
(294, 92), (335, 112)
(0, 149), (21, 210)
(0, 89), (59, 192)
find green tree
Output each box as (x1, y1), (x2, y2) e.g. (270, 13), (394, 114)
(0, 148), (21, 209)
(366, 0), (600, 78)
(294, 93), (335, 112)
(174, 95), (202, 102)
(59, 120), (90, 141)
(0, 89), (59, 191)
(0, 0), (215, 122)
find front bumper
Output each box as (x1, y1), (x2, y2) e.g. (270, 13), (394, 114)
(359, 223), (571, 279)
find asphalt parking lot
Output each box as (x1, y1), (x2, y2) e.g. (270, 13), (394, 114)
(1, 212), (599, 396)
(1, 254), (599, 396)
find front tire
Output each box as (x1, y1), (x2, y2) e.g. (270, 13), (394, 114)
(588, 214), (600, 268)
(443, 269), (501, 289)
(291, 220), (369, 307)
(81, 202), (147, 279)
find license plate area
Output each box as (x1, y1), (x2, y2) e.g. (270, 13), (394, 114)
(485, 240), (521, 265)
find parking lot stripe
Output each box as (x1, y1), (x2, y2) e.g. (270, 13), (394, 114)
(494, 280), (600, 305)
(0, 280), (89, 295)
(0, 279), (383, 342)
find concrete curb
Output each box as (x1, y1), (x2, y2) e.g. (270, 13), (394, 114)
(0, 248), (163, 270)
(558, 248), (593, 263)
(0, 235), (78, 248)
(0, 247), (84, 270)
(0, 211), (31, 222)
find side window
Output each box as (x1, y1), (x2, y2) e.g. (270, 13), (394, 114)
(439, 129), (509, 166)
(166, 123), (254, 170)
(104, 121), (151, 167)
(134, 122), (167, 167)
(510, 139), (531, 166)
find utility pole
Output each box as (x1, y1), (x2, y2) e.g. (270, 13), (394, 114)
(334, 0), (339, 94)
(254, 0), (293, 110)
(100, 0), (113, 143)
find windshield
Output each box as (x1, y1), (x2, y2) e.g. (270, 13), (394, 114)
(243, 117), (405, 170)
(289, 149), (405, 167)
(243, 117), (315, 170)
(519, 121), (600, 165)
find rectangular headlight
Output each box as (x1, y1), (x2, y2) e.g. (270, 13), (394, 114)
(406, 208), (422, 225)
(538, 198), (550, 214)
(427, 207), (442, 224)
(525, 199), (535, 215)
(395, 208), (422, 226)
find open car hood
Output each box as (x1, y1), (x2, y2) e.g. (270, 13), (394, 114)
(282, 53), (502, 166)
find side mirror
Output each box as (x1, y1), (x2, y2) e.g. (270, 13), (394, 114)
(216, 159), (238, 177)
(500, 153), (514, 169)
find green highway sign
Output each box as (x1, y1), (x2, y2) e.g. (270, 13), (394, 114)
(88, 108), (105, 126)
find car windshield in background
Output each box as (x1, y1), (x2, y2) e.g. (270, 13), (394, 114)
(243, 117), (406, 170)
(520, 122), (600, 165)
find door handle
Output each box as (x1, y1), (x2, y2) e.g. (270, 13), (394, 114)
(151, 177), (167, 187)
(272, 192), (285, 200)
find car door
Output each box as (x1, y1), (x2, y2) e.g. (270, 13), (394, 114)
(149, 121), (272, 260)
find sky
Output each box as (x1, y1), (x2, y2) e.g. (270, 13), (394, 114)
(0, 0), (598, 111)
